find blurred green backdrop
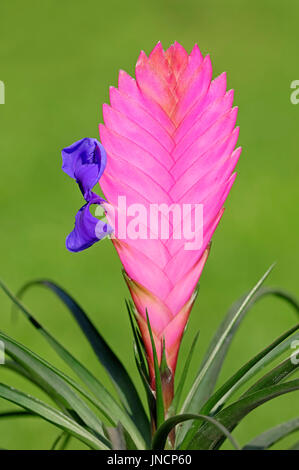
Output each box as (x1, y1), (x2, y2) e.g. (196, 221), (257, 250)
(0, 0), (298, 450)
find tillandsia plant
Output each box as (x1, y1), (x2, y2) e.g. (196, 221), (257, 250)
(0, 42), (299, 451)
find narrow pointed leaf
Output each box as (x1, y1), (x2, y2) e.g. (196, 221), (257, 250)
(182, 266), (299, 414)
(178, 267), (299, 441)
(1, 281), (147, 449)
(0, 410), (34, 419)
(127, 301), (156, 423)
(12, 279), (150, 443)
(180, 266), (274, 420)
(0, 331), (105, 439)
(152, 413), (240, 450)
(133, 343), (156, 417)
(243, 417), (299, 450)
(170, 331), (200, 414)
(51, 432), (69, 450)
(105, 424), (127, 450)
(289, 440), (299, 450)
(4, 360), (72, 413)
(57, 433), (71, 450)
(242, 356), (298, 397)
(180, 380), (299, 450)
(146, 310), (165, 429)
(202, 324), (299, 414)
(126, 299), (149, 381)
(0, 383), (108, 450)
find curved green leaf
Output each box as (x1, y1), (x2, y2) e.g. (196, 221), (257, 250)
(0, 330), (106, 440)
(181, 266), (275, 416)
(201, 324), (299, 414)
(182, 354), (299, 449)
(12, 278), (150, 444)
(1, 281), (147, 449)
(289, 440), (299, 450)
(4, 359), (73, 414)
(242, 356), (298, 397)
(181, 380), (299, 450)
(0, 410), (33, 419)
(243, 417), (299, 450)
(178, 266), (299, 443)
(51, 431), (71, 450)
(152, 413), (240, 450)
(0, 383), (108, 450)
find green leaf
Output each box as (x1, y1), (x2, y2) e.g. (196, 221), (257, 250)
(170, 331), (200, 415)
(181, 266), (275, 415)
(289, 440), (299, 450)
(243, 417), (299, 450)
(242, 356), (298, 397)
(181, 346), (298, 449)
(1, 281), (148, 449)
(152, 413), (240, 450)
(105, 423), (127, 450)
(181, 380), (299, 450)
(258, 286), (299, 313)
(127, 300), (156, 433)
(0, 383), (108, 450)
(4, 360), (73, 414)
(56, 433), (71, 450)
(11, 279), (150, 444)
(126, 300), (149, 382)
(59, 433), (71, 450)
(51, 431), (70, 450)
(0, 410), (34, 419)
(178, 266), (299, 443)
(201, 324), (299, 414)
(0, 330), (106, 440)
(133, 342), (156, 422)
(146, 310), (165, 429)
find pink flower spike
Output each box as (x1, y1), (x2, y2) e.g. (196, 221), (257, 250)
(99, 42), (241, 407)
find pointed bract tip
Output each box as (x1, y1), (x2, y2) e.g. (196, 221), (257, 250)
(233, 126), (240, 139)
(102, 102), (110, 117)
(118, 69), (136, 88)
(173, 40), (186, 50)
(118, 69), (128, 81)
(230, 171), (238, 183)
(213, 72), (227, 89)
(136, 50), (148, 67)
(109, 85), (116, 97)
(122, 268), (132, 283)
(234, 146), (242, 157)
(149, 41), (164, 57)
(232, 106), (239, 120)
(190, 43), (203, 59)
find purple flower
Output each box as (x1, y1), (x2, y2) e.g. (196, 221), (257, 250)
(62, 138), (113, 252)
(62, 138), (106, 201)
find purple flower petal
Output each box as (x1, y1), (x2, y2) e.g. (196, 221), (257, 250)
(66, 194), (113, 253)
(62, 138), (107, 201)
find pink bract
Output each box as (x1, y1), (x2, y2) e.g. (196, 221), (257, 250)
(99, 42), (241, 389)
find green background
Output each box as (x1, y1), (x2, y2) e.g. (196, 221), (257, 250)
(0, 0), (298, 449)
